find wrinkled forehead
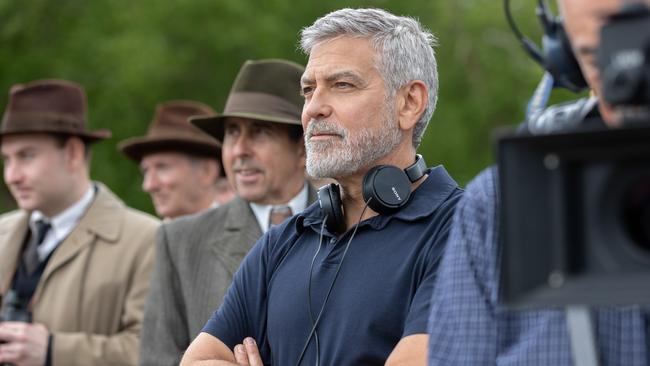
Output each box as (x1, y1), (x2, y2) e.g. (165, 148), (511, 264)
(558, 0), (648, 28)
(303, 37), (380, 81)
(558, 0), (621, 52)
(140, 151), (193, 167)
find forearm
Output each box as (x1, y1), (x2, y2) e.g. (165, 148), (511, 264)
(385, 334), (428, 366)
(180, 332), (238, 366)
(181, 361), (239, 366)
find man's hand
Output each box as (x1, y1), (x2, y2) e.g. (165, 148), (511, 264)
(233, 338), (263, 366)
(180, 333), (263, 366)
(0, 321), (49, 366)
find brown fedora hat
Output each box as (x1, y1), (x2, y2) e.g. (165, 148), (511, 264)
(0, 79), (111, 142)
(191, 59), (304, 141)
(118, 100), (221, 162)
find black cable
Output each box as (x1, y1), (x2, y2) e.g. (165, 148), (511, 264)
(504, 0), (544, 64)
(306, 219), (326, 366)
(294, 199), (372, 366)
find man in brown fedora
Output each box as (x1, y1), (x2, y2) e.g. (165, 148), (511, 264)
(119, 100), (234, 220)
(0, 79), (159, 366)
(139, 59), (317, 366)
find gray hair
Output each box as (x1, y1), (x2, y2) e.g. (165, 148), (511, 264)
(300, 8), (438, 148)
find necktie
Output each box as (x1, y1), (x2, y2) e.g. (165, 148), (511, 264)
(23, 220), (51, 274)
(269, 206), (293, 227)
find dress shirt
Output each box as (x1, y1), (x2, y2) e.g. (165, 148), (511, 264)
(249, 182), (308, 233)
(29, 185), (95, 260)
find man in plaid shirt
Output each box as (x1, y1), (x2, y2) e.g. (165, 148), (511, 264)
(428, 0), (650, 365)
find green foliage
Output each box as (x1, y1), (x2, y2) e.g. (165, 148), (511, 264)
(0, 0), (575, 215)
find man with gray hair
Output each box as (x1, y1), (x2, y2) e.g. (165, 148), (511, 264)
(181, 8), (462, 366)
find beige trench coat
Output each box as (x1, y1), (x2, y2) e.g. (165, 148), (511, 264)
(0, 184), (159, 366)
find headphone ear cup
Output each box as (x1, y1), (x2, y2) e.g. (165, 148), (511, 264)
(362, 165), (412, 215)
(540, 13), (588, 91)
(318, 183), (346, 234)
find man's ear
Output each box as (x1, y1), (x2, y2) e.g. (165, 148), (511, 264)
(199, 158), (220, 186)
(396, 80), (428, 132)
(297, 137), (307, 167)
(65, 136), (87, 170)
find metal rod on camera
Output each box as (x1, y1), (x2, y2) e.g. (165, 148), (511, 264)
(566, 306), (600, 366)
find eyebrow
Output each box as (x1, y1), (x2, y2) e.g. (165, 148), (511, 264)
(301, 70), (366, 86)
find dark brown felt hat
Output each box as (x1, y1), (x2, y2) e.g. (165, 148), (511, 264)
(0, 79), (111, 142)
(191, 59), (304, 141)
(118, 100), (221, 162)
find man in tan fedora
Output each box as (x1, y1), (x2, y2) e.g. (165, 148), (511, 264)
(0, 79), (159, 366)
(119, 100), (234, 220)
(139, 59), (316, 366)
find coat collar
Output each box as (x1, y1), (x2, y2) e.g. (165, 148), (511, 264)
(223, 196), (262, 233)
(223, 183), (317, 233)
(215, 184), (317, 253)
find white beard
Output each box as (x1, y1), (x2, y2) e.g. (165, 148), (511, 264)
(304, 105), (402, 179)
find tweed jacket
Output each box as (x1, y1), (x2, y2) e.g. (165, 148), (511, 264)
(0, 184), (159, 366)
(139, 186), (316, 366)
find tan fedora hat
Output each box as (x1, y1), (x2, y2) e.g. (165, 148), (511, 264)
(118, 100), (220, 162)
(191, 59), (304, 141)
(0, 79), (111, 142)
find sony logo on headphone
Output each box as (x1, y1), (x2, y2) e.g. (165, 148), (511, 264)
(391, 186), (402, 201)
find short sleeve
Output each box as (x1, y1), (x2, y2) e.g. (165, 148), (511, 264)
(402, 192), (459, 337)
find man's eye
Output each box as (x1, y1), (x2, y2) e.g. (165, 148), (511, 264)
(224, 127), (239, 137)
(334, 82), (352, 89)
(20, 152), (35, 161)
(254, 126), (272, 136)
(301, 86), (314, 96)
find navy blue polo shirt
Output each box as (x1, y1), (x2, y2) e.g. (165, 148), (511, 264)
(202, 166), (463, 365)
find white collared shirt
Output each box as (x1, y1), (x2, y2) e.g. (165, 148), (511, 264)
(29, 185), (95, 260)
(249, 183), (309, 233)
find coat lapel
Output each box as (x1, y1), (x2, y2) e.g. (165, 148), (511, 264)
(0, 212), (29, 295)
(212, 197), (262, 269)
(208, 184), (316, 266)
(35, 185), (122, 299)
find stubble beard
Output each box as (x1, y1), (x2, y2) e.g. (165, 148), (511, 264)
(304, 105), (402, 179)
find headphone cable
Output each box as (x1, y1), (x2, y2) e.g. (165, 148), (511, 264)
(306, 219), (327, 366)
(294, 199), (372, 366)
(504, 0), (544, 64)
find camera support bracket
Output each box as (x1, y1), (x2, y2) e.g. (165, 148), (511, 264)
(566, 306), (600, 366)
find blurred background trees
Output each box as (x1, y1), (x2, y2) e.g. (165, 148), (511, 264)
(0, 0), (580, 214)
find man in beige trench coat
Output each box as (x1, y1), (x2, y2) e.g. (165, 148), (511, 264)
(0, 79), (159, 366)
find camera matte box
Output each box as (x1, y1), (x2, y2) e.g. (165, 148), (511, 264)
(497, 121), (650, 308)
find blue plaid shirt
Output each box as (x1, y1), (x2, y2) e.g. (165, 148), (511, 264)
(428, 167), (649, 365)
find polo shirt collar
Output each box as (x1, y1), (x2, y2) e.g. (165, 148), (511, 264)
(299, 165), (458, 233)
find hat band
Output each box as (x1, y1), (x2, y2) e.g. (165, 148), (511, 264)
(224, 92), (301, 121)
(1, 111), (86, 135)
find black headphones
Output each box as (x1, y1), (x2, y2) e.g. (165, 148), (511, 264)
(317, 154), (428, 234)
(504, 0), (588, 92)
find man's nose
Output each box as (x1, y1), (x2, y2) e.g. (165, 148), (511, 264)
(4, 162), (23, 186)
(302, 89), (333, 127)
(142, 171), (159, 193)
(231, 134), (253, 158)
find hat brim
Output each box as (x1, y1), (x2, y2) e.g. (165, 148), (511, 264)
(118, 137), (221, 162)
(190, 113), (301, 141)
